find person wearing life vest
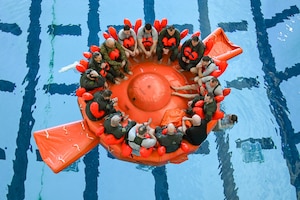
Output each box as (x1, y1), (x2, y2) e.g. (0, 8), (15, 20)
(187, 92), (217, 122)
(198, 76), (223, 97)
(155, 123), (183, 153)
(88, 51), (120, 84)
(193, 56), (218, 80)
(156, 25), (181, 63)
(118, 24), (139, 60)
(178, 36), (205, 72)
(100, 38), (132, 80)
(103, 112), (137, 139)
(171, 76), (222, 99)
(79, 69), (107, 92)
(213, 113), (238, 132)
(137, 23), (158, 59)
(85, 89), (118, 121)
(127, 118), (157, 156)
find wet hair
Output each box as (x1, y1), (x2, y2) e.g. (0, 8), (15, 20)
(167, 25), (174, 31)
(206, 92), (214, 99)
(138, 125), (147, 135)
(111, 115), (121, 127)
(92, 51), (101, 59)
(191, 36), (199, 42)
(124, 24), (130, 31)
(231, 114), (238, 123)
(202, 56), (211, 62)
(145, 23), (152, 31)
(85, 68), (93, 75)
(102, 89), (112, 98)
(210, 77), (219, 84)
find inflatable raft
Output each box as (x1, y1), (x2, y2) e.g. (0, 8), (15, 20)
(34, 20), (242, 173)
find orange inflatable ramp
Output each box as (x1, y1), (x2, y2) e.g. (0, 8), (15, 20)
(203, 27), (243, 61)
(33, 120), (99, 173)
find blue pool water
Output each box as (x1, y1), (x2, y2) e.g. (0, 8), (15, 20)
(1, 0), (300, 199)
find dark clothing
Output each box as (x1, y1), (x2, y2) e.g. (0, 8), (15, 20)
(79, 72), (106, 91)
(203, 101), (217, 122)
(89, 59), (117, 84)
(85, 91), (116, 121)
(155, 127), (183, 153)
(100, 42), (129, 78)
(183, 121), (207, 146)
(178, 39), (205, 71)
(103, 112), (136, 139)
(156, 28), (181, 61)
(191, 96), (217, 122)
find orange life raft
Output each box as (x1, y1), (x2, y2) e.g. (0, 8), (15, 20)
(34, 27), (242, 173)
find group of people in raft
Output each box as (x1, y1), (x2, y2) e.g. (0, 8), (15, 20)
(76, 21), (238, 156)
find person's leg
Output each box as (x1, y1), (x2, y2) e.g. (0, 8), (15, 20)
(156, 46), (163, 61)
(111, 65), (125, 79)
(171, 84), (198, 91)
(123, 60), (132, 75)
(177, 53), (187, 70)
(171, 92), (199, 99)
(170, 48), (178, 62)
(186, 64), (195, 72)
(105, 73), (116, 84)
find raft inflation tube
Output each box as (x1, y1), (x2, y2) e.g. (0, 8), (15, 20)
(34, 21), (242, 173)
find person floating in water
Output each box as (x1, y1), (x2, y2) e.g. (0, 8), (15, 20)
(213, 114), (238, 131)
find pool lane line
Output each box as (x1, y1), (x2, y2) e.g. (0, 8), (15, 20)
(6, 0), (42, 200)
(152, 166), (170, 200)
(83, 0), (101, 199)
(250, 0), (300, 198)
(214, 132), (239, 199)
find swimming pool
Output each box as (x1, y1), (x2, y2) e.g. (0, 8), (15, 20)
(1, 0), (300, 199)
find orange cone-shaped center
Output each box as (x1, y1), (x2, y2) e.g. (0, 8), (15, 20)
(127, 72), (171, 111)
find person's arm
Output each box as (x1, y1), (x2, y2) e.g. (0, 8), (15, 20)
(200, 75), (213, 84)
(203, 62), (217, 77)
(150, 29), (158, 54)
(180, 40), (188, 56)
(181, 116), (192, 133)
(174, 30), (181, 48)
(157, 29), (165, 48)
(191, 95), (203, 107)
(132, 30), (138, 52)
(137, 27), (148, 54)
(117, 30), (125, 45)
(205, 111), (213, 122)
(116, 42), (127, 61)
(142, 130), (157, 148)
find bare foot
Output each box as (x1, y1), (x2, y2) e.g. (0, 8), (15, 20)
(123, 76), (128, 80)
